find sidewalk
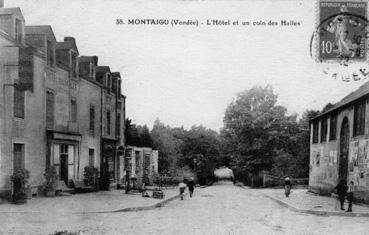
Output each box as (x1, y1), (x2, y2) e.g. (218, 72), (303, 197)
(0, 187), (182, 214)
(260, 188), (369, 217)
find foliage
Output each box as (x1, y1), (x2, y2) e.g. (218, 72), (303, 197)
(221, 85), (318, 184)
(83, 166), (99, 187)
(10, 168), (30, 185)
(151, 119), (183, 174)
(43, 166), (58, 191)
(125, 118), (153, 147)
(10, 168), (30, 202)
(153, 175), (183, 186)
(222, 86), (289, 174)
(321, 103), (334, 113)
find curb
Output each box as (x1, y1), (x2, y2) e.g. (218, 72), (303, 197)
(263, 193), (369, 217)
(78, 192), (189, 214)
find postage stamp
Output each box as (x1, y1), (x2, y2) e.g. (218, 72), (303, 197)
(317, 0), (368, 63)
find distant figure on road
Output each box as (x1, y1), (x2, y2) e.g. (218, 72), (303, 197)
(346, 181), (354, 212)
(334, 179), (348, 210)
(178, 181), (187, 200)
(187, 178), (196, 198)
(284, 177), (292, 197)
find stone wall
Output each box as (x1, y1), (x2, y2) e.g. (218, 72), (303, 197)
(310, 101), (369, 203)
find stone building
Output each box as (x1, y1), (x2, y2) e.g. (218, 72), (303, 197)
(124, 146), (159, 186)
(0, 4), (126, 198)
(310, 81), (369, 203)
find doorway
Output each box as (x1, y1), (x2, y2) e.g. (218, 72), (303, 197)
(60, 144), (69, 185)
(339, 117), (350, 181)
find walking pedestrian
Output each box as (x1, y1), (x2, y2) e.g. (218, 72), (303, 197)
(187, 177), (196, 198)
(284, 176), (292, 197)
(346, 181), (354, 212)
(334, 179), (348, 210)
(178, 180), (187, 200)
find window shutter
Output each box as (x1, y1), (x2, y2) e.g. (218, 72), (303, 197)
(68, 145), (75, 179)
(46, 91), (54, 129)
(53, 144), (60, 165)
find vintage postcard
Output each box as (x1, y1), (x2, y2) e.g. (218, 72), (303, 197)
(2, 0), (369, 234)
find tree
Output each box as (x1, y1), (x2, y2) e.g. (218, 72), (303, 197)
(294, 109), (320, 177)
(321, 103), (334, 113)
(125, 118), (138, 146)
(151, 119), (182, 174)
(138, 125), (153, 147)
(178, 125), (220, 184)
(125, 119), (153, 147)
(222, 86), (291, 174)
(221, 85), (306, 186)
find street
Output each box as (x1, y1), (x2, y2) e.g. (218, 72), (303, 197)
(1, 182), (369, 235)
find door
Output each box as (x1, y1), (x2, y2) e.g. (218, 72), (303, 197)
(60, 144), (69, 185)
(101, 144), (114, 190)
(339, 117), (350, 181)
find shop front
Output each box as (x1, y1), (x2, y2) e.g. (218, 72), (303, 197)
(47, 131), (81, 186)
(100, 138), (117, 190)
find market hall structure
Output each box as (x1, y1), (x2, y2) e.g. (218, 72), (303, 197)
(0, 6), (129, 198)
(309, 81), (369, 203)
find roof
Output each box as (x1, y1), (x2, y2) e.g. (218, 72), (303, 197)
(79, 56), (98, 65)
(0, 8), (25, 21)
(111, 72), (121, 78)
(25, 25), (56, 42)
(56, 37), (79, 54)
(311, 80), (369, 121)
(96, 66), (111, 74)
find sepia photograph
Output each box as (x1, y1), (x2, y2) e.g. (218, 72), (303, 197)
(1, 0), (369, 234)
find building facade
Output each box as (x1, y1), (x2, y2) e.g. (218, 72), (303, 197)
(309, 81), (369, 203)
(0, 5), (126, 198)
(124, 146), (159, 186)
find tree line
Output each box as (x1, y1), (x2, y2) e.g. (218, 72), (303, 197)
(125, 85), (322, 186)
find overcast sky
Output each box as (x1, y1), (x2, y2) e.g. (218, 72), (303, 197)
(7, 0), (368, 131)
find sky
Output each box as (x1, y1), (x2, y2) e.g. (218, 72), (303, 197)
(6, 0), (369, 132)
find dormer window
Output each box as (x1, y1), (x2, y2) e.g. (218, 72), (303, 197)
(15, 18), (22, 42)
(0, 15), (11, 35)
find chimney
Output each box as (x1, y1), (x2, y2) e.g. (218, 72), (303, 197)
(0, 0), (4, 8)
(92, 56), (98, 66)
(64, 37), (75, 43)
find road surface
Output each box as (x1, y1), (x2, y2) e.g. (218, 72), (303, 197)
(1, 181), (369, 234)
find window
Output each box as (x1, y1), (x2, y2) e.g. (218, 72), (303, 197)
(329, 114), (337, 141)
(89, 106), (95, 133)
(71, 53), (77, 77)
(106, 111), (111, 135)
(312, 121), (319, 144)
(15, 18), (22, 42)
(321, 117), (328, 142)
(135, 151), (140, 175)
(116, 114), (121, 137)
(47, 40), (54, 66)
(60, 144), (68, 155)
(107, 74), (111, 94)
(70, 99), (77, 122)
(14, 85), (25, 118)
(46, 91), (54, 128)
(354, 99), (366, 136)
(89, 149), (95, 167)
(13, 143), (25, 171)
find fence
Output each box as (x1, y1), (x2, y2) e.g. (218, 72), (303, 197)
(262, 174), (308, 188)
(153, 176), (183, 186)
